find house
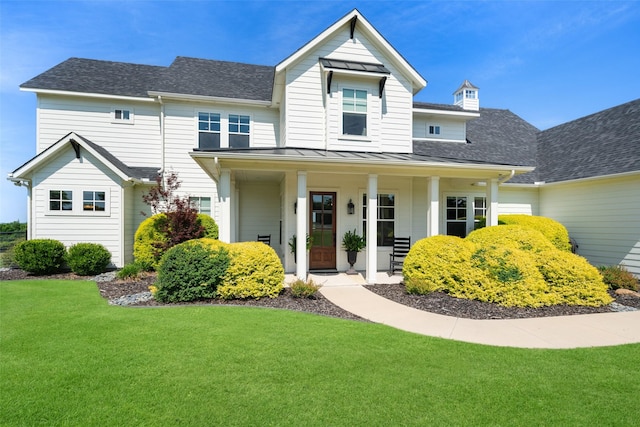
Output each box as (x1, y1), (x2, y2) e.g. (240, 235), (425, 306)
(8, 9), (640, 280)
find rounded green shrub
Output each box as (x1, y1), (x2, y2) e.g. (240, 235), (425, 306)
(218, 242), (285, 300)
(403, 235), (480, 294)
(155, 238), (230, 303)
(66, 243), (111, 275)
(466, 225), (556, 253)
(133, 213), (218, 270)
(598, 265), (639, 291)
(14, 239), (66, 275)
(498, 215), (571, 251)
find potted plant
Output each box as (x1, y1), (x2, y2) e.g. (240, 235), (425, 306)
(342, 229), (365, 275)
(289, 234), (313, 263)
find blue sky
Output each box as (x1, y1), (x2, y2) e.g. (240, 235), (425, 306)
(1, 0), (639, 223)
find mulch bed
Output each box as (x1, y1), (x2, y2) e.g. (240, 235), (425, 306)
(1, 268), (638, 320)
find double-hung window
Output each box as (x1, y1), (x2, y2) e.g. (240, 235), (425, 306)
(342, 89), (367, 136)
(362, 193), (395, 247)
(49, 190), (73, 211)
(229, 114), (250, 148)
(198, 112), (221, 149)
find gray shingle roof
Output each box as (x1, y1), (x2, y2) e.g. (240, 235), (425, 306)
(536, 98), (640, 183)
(153, 57), (274, 101)
(413, 108), (539, 180)
(20, 58), (166, 98)
(413, 101), (467, 112)
(20, 56), (275, 102)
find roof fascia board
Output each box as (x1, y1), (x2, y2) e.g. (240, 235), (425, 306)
(148, 91), (272, 107)
(190, 151), (534, 173)
(413, 107), (480, 118)
(19, 87), (155, 103)
(537, 170), (640, 187)
(275, 9), (426, 91)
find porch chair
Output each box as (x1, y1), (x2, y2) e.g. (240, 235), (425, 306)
(257, 234), (271, 246)
(389, 236), (411, 275)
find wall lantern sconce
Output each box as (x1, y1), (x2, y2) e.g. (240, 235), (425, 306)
(294, 202), (297, 215)
(347, 199), (355, 215)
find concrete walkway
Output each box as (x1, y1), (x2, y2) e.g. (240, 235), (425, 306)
(306, 272), (640, 349)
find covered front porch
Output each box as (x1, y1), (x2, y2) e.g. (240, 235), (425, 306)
(191, 148), (533, 284)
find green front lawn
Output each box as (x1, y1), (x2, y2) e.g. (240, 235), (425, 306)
(1, 280), (638, 426)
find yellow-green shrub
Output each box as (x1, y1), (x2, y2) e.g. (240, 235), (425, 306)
(466, 225), (556, 254)
(538, 251), (613, 306)
(133, 213), (218, 270)
(403, 235), (479, 294)
(498, 215), (571, 251)
(466, 247), (554, 307)
(218, 242), (284, 299)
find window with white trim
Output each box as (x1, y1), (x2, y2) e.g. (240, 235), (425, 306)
(83, 191), (106, 212)
(49, 190), (73, 211)
(228, 114), (250, 148)
(465, 89), (477, 99)
(362, 193), (395, 247)
(429, 125), (441, 135)
(342, 88), (367, 136)
(189, 196), (211, 216)
(112, 108), (133, 124)
(198, 112), (221, 149)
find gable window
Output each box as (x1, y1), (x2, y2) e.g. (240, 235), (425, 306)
(342, 89), (367, 136)
(229, 114), (250, 148)
(198, 112), (221, 149)
(429, 125), (441, 135)
(112, 108), (133, 124)
(362, 193), (395, 247)
(189, 196), (211, 216)
(83, 191), (106, 212)
(49, 190), (73, 211)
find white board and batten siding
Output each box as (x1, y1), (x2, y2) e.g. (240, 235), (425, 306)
(36, 95), (162, 168)
(283, 27), (413, 153)
(540, 175), (640, 277)
(30, 144), (125, 267)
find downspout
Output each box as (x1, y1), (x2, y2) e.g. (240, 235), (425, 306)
(158, 96), (165, 174)
(498, 169), (515, 184)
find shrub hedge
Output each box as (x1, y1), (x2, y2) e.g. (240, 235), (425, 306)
(218, 242), (284, 299)
(13, 239), (66, 275)
(155, 238), (230, 303)
(133, 213), (218, 270)
(403, 225), (612, 308)
(598, 265), (638, 291)
(66, 242), (111, 275)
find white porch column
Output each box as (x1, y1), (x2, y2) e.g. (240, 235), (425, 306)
(426, 176), (440, 237)
(219, 169), (232, 243)
(296, 171), (307, 280)
(486, 178), (499, 226)
(366, 174), (378, 284)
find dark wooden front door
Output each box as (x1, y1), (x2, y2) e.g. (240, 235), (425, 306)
(309, 192), (336, 270)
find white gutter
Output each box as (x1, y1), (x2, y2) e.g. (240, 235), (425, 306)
(19, 87), (155, 102)
(413, 107), (480, 118)
(147, 91), (272, 107)
(498, 169), (516, 184)
(158, 95), (165, 174)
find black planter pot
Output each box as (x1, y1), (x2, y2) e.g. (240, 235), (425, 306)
(346, 250), (358, 275)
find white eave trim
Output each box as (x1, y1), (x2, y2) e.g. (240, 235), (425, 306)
(147, 91), (272, 107)
(190, 151), (535, 173)
(19, 87), (155, 102)
(413, 107), (480, 119)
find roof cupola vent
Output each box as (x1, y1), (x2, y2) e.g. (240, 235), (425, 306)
(453, 80), (479, 111)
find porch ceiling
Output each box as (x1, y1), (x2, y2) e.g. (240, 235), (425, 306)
(190, 147), (534, 182)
